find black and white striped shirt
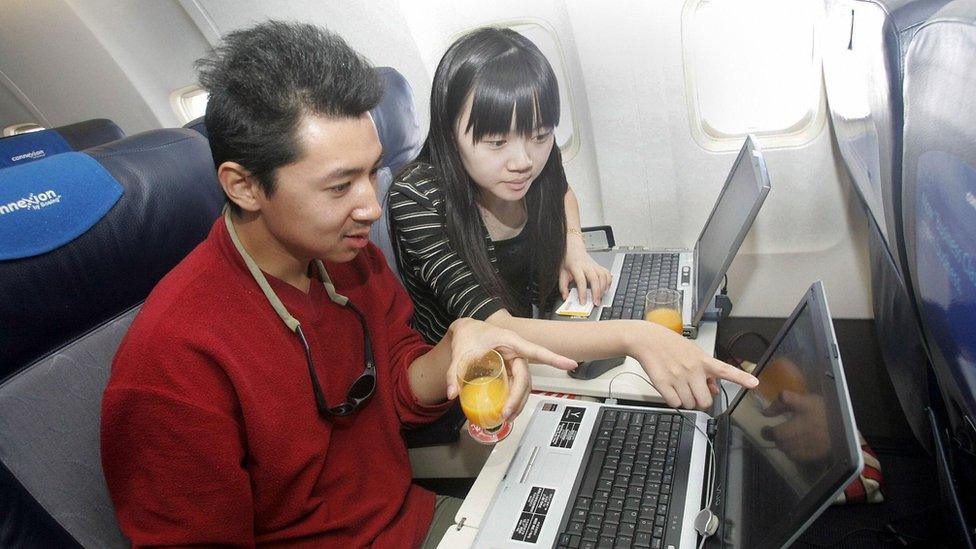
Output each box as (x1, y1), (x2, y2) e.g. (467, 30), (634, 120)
(388, 162), (536, 343)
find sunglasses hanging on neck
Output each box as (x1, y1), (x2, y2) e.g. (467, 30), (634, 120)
(224, 208), (376, 417)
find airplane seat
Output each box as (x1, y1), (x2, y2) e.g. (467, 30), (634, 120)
(902, 0), (976, 543)
(368, 66), (423, 280)
(822, 0), (951, 452)
(184, 115), (207, 138)
(364, 67), (470, 449)
(0, 128), (224, 547)
(0, 118), (125, 168)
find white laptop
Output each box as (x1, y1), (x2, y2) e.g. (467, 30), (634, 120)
(478, 281), (863, 549)
(554, 136), (770, 339)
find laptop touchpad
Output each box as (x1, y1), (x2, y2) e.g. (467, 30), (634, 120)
(529, 452), (573, 486)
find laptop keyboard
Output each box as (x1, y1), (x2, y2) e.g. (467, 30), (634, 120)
(557, 409), (686, 549)
(600, 253), (680, 320)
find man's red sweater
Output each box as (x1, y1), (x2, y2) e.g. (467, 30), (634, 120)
(101, 218), (453, 547)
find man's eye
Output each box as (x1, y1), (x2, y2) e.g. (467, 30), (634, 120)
(330, 183), (351, 193)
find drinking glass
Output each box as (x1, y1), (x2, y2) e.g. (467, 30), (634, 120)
(457, 349), (512, 444)
(644, 288), (684, 334)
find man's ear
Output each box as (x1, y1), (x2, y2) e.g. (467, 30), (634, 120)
(218, 162), (262, 213)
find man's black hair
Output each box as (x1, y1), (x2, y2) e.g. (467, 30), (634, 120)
(196, 21), (382, 214)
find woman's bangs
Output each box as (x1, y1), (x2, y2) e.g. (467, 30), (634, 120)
(466, 57), (559, 141)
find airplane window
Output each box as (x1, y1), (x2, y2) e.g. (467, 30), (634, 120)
(682, 0), (825, 151)
(2, 123), (45, 137)
(171, 85), (209, 125)
(507, 22), (579, 159)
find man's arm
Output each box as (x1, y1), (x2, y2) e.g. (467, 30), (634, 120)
(407, 318), (577, 420)
(101, 335), (254, 547)
(101, 386), (254, 547)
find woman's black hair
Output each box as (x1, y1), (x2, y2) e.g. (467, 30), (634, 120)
(422, 26), (568, 312)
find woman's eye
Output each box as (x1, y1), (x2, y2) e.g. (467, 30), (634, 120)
(532, 131), (553, 143)
(482, 138), (506, 148)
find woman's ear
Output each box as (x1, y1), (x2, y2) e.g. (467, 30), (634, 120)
(218, 162), (262, 213)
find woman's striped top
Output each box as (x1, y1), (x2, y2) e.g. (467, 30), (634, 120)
(388, 162), (534, 344)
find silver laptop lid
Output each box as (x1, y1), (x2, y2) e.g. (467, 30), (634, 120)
(692, 135), (771, 325)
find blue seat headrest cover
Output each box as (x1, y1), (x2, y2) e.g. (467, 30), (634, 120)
(0, 128), (224, 375)
(0, 130), (73, 168)
(0, 152), (123, 260)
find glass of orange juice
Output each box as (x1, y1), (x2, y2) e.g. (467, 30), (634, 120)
(644, 288), (684, 334)
(457, 349), (512, 444)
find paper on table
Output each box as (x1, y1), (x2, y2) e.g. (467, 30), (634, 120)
(554, 288), (594, 317)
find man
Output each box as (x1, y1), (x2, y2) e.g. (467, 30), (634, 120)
(101, 21), (575, 548)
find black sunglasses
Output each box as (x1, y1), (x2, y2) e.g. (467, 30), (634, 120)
(295, 299), (376, 417)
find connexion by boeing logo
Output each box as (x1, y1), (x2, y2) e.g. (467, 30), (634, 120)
(0, 190), (62, 216)
(9, 149), (46, 163)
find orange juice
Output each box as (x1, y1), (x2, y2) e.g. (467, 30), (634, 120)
(459, 376), (508, 429)
(755, 358), (808, 402)
(645, 307), (684, 334)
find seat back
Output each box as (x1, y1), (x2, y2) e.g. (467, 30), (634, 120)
(903, 0), (976, 542)
(823, 0), (949, 270)
(368, 66), (423, 278)
(0, 129), (224, 547)
(0, 119), (124, 168)
(822, 0), (950, 450)
(184, 115), (207, 139)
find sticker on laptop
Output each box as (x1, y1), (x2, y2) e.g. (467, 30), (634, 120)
(512, 487), (555, 543)
(550, 406), (586, 448)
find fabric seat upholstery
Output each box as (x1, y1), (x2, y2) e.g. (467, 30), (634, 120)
(0, 128), (224, 547)
(902, 0), (976, 543)
(822, 0), (951, 450)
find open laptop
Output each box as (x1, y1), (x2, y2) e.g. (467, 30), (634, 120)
(476, 281), (863, 549)
(554, 136), (770, 339)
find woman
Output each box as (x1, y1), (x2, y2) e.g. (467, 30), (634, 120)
(389, 27), (756, 410)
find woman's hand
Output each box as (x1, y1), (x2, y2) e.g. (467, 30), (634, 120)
(623, 321), (759, 410)
(559, 235), (612, 306)
(445, 318), (577, 420)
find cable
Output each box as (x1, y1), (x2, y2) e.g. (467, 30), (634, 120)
(793, 523), (927, 548)
(607, 371), (720, 548)
(721, 274), (729, 295)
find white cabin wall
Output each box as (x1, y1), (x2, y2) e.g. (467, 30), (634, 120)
(0, 83), (36, 126)
(563, 0), (871, 318)
(181, 0), (434, 135)
(66, 0), (212, 129)
(0, 0), (163, 132)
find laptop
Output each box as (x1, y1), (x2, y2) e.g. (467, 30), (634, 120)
(553, 136), (770, 339)
(476, 281), (863, 549)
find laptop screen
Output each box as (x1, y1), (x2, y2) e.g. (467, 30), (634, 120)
(694, 138), (768, 324)
(721, 294), (860, 549)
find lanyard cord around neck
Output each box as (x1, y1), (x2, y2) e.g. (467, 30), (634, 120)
(222, 208), (375, 364)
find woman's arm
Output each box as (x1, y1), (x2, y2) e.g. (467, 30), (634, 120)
(560, 188), (612, 305)
(483, 309), (758, 411)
